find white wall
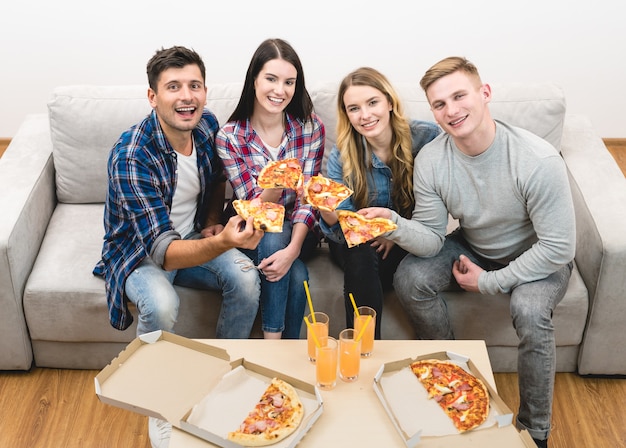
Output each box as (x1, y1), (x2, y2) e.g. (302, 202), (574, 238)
(1, 0), (624, 138)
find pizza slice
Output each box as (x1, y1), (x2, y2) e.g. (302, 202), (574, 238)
(227, 378), (304, 446)
(257, 158), (303, 190)
(303, 175), (353, 212)
(232, 198), (285, 233)
(336, 210), (397, 248)
(410, 360), (489, 433)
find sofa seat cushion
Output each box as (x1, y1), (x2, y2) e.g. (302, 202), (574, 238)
(23, 203), (241, 344)
(443, 263), (588, 347)
(304, 243), (587, 348)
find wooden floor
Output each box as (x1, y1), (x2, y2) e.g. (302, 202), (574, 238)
(0, 138), (10, 158)
(0, 140), (625, 448)
(605, 138), (626, 176)
(1, 366), (625, 447)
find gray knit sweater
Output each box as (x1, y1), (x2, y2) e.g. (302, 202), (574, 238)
(388, 120), (576, 295)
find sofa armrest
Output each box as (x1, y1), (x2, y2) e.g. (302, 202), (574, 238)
(560, 114), (626, 375)
(0, 113), (56, 370)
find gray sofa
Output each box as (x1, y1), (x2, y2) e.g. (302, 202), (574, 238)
(1, 82), (625, 375)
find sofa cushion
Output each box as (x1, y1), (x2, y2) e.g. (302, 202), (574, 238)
(47, 83), (244, 204)
(48, 82), (565, 203)
(23, 203), (254, 343)
(48, 86), (151, 204)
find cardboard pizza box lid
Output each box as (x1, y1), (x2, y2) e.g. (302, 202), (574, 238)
(373, 350), (536, 447)
(95, 331), (323, 447)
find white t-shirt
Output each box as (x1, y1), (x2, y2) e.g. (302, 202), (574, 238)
(261, 135), (288, 160)
(170, 142), (200, 238)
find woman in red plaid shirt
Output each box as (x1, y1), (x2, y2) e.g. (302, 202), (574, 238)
(216, 38), (325, 339)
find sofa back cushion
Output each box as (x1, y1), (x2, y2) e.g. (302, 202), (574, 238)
(48, 86), (150, 204)
(48, 83), (243, 204)
(48, 82), (565, 204)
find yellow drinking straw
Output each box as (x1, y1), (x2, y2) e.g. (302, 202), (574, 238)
(355, 315), (372, 343)
(303, 316), (322, 348)
(349, 292), (360, 317)
(304, 280), (316, 323)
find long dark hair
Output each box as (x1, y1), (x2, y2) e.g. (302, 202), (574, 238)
(228, 38), (313, 122)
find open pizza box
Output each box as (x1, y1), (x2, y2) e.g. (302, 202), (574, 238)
(95, 331), (323, 448)
(373, 351), (536, 447)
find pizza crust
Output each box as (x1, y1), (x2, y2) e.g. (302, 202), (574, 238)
(227, 378), (304, 446)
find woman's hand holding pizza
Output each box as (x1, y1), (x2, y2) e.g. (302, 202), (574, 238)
(259, 186), (283, 203)
(319, 209), (338, 226)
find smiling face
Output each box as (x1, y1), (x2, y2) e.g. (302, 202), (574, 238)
(426, 70), (494, 153)
(342, 84), (393, 141)
(147, 64), (207, 137)
(253, 58), (297, 115)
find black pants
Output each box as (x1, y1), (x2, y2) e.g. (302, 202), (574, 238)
(328, 239), (407, 339)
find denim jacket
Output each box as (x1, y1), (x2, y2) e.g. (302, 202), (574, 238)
(320, 119), (440, 243)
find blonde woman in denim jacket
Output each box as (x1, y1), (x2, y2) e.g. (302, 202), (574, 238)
(319, 67), (440, 336)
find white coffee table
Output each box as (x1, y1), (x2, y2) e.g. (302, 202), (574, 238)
(168, 339), (533, 447)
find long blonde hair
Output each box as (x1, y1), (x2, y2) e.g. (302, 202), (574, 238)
(336, 67), (414, 217)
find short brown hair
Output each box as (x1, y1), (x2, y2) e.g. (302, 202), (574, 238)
(419, 56), (481, 93)
(146, 46), (206, 91)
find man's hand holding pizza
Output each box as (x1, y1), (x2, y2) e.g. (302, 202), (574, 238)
(222, 215), (264, 250)
(358, 206), (393, 220)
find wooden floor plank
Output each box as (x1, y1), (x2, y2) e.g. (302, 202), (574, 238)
(0, 369), (150, 448)
(494, 372), (626, 448)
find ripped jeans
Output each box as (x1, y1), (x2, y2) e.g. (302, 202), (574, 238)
(125, 239), (260, 338)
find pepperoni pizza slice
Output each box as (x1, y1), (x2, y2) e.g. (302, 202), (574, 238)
(303, 175), (353, 212)
(410, 359), (490, 433)
(227, 378), (304, 446)
(336, 210), (397, 248)
(232, 198), (285, 233)
(257, 158), (303, 190)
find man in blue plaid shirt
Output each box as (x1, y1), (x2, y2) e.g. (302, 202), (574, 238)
(94, 46), (263, 339)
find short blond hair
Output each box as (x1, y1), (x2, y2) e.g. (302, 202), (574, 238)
(420, 56), (482, 93)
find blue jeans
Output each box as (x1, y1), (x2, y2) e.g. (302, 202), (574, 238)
(393, 230), (572, 441)
(125, 242), (260, 339)
(328, 239), (408, 339)
(242, 222), (317, 338)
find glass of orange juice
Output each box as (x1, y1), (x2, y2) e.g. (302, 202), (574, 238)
(354, 306), (376, 357)
(339, 329), (361, 382)
(306, 312), (329, 363)
(315, 336), (338, 390)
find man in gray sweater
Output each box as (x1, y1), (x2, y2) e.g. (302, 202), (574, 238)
(360, 57), (575, 448)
